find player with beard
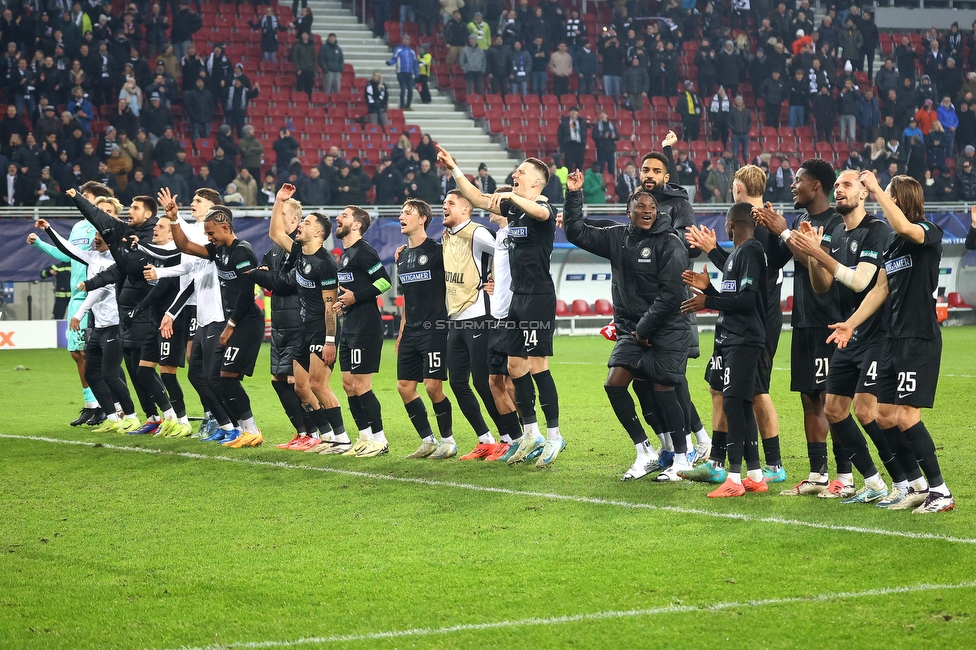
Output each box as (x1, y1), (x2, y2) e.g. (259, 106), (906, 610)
(828, 172), (954, 513)
(563, 174), (693, 481)
(333, 206), (393, 458)
(437, 145), (565, 467)
(682, 165), (786, 483)
(788, 169), (905, 503)
(164, 192), (266, 446)
(754, 159), (851, 497)
(393, 199), (457, 459)
(251, 184), (349, 452)
(638, 134), (712, 466)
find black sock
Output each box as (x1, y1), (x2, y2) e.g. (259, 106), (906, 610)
(743, 404), (760, 471)
(832, 415), (877, 478)
(632, 379), (664, 435)
(532, 369), (559, 429)
(761, 435), (782, 467)
(832, 440), (853, 475)
(710, 430), (728, 464)
(137, 365), (172, 413)
(884, 425), (923, 482)
(312, 408), (333, 436)
(500, 411), (522, 440)
(512, 374), (537, 425)
(404, 397), (433, 439)
(347, 395), (371, 432)
(301, 403), (316, 435)
(325, 406), (346, 436)
(723, 396), (749, 474)
(432, 397), (453, 438)
(676, 376), (703, 432)
(864, 420), (904, 483)
(219, 376), (252, 421)
(808, 441), (828, 475)
(653, 388), (687, 454)
(901, 421), (944, 488)
(605, 384), (647, 444)
(160, 372), (185, 418)
(359, 390), (384, 432)
(271, 380), (306, 434)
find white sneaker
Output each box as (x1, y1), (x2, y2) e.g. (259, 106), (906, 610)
(429, 439), (457, 459)
(693, 442), (711, 466)
(653, 453), (691, 482)
(405, 439), (439, 459)
(886, 488), (929, 511)
(912, 491), (955, 514)
(621, 456), (657, 481)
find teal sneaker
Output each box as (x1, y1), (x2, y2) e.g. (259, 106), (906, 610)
(507, 433), (544, 464)
(499, 441), (522, 463)
(535, 437), (566, 467)
(841, 484), (889, 504)
(762, 465), (787, 483)
(678, 461), (727, 483)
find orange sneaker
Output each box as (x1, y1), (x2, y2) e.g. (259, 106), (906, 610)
(460, 442), (498, 460)
(293, 437), (322, 451)
(284, 435), (311, 450)
(743, 477), (768, 493)
(707, 478), (746, 498)
(484, 443), (511, 462)
(277, 434), (304, 449)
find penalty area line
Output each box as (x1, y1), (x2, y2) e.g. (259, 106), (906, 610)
(2, 433), (974, 545)
(164, 580), (976, 650)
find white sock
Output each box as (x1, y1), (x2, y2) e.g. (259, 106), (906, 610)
(728, 472), (742, 485)
(162, 408), (177, 420)
(685, 433), (693, 452)
(372, 430), (388, 445)
(929, 482), (950, 496)
(239, 417), (258, 434)
(836, 472), (854, 486)
(658, 433), (674, 452)
(334, 432), (350, 443)
(478, 432), (496, 444)
(693, 426), (711, 445)
(523, 422), (541, 438)
(747, 468), (764, 483)
(808, 472), (828, 483)
(864, 473), (885, 491)
(421, 434), (435, 444)
(219, 423), (234, 431)
(114, 402), (122, 413)
(636, 440), (658, 461)
(893, 480), (909, 492)
(440, 434), (455, 444)
(178, 416), (189, 425)
(321, 430), (335, 442)
(84, 401), (99, 409)
(125, 413), (137, 420)
(546, 426), (562, 441)
(107, 414), (120, 421)
(709, 459), (724, 469)
(910, 477), (929, 492)
(359, 428), (373, 441)
(310, 428), (321, 440)
(500, 434), (513, 444)
(147, 415), (162, 423)
(672, 452), (692, 468)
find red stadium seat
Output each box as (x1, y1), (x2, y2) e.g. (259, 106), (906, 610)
(571, 300), (592, 316)
(556, 299), (570, 317)
(594, 299), (613, 316)
(948, 292), (973, 308)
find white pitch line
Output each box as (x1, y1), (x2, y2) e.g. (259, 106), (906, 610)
(2, 433), (974, 545)
(165, 581), (976, 650)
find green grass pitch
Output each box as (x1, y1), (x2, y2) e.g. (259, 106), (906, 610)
(2, 330), (976, 649)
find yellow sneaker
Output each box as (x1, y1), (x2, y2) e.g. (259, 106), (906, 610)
(342, 437), (370, 456)
(116, 418), (141, 434)
(355, 440), (389, 457)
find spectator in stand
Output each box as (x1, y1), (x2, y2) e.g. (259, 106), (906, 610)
(875, 58), (900, 99)
(837, 78), (858, 144)
(290, 6), (313, 38)
(154, 160), (189, 201)
(250, 5), (288, 64)
(957, 102), (976, 151)
(172, 2), (202, 60)
(413, 159), (441, 204)
(206, 45), (233, 94)
(365, 71), (389, 131)
(549, 42), (573, 97)
(208, 146), (238, 189)
(460, 34), (486, 96)
(468, 12), (491, 50)
(337, 163), (366, 203)
(32, 166), (60, 206)
(257, 172), (276, 204)
(180, 45), (204, 92)
(131, 129), (154, 177)
(372, 157), (403, 204)
(893, 35), (916, 82)
(118, 76), (142, 117)
(917, 74), (939, 107)
(811, 84), (837, 143)
(673, 148), (699, 202)
(766, 156), (793, 203)
(615, 160), (639, 202)
(238, 125), (263, 180)
(527, 34), (548, 98)
(759, 69), (786, 128)
(233, 167), (258, 206)
(850, 7), (878, 79)
(173, 150), (194, 187)
(694, 38), (717, 97)
(510, 39), (530, 96)
(97, 127), (119, 162)
(837, 16), (862, 71)
(557, 106), (587, 173)
(185, 77), (216, 145)
(191, 164), (219, 194)
(878, 160), (900, 188)
(388, 35), (418, 109)
(937, 96), (958, 156)
(675, 80), (702, 141)
(788, 67), (810, 129)
(705, 158), (731, 203)
(415, 0), (439, 37)
(140, 94), (173, 140)
(122, 168), (153, 204)
(936, 166), (957, 201)
(940, 58), (962, 106)
(906, 135), (927, 182)
(865, 137), (889, 172)
(319, 33), (344, 95)
(903, 116), (923, 144)
(292, 31), (316, 100)
(729, 95), (751, 166)
(105, 146), (131, 191)
(145, 4), (169, 59)
(473, 162), (496, 194)
(524, 6), (547, 48)
(497, 10), (520, 47)
(622, 56), (648, 112)
(927, 123), (948, 170)
(573, 40), (597, 96)
(591, 110), (619, 175)
(855, 86), (880, 143)
(272, 126), (299, 173)
(486, 36), (512, 99)
(710, 85), (731, 145)
(958, 158), (976, 200)
(582, 160), (606, 204)
(916, 99), (938, 136)
(224, 77), (259, 138)
(925, 38), (947, 90)
(444, 10), (468, 66)
(600, 28), (624, 98)
(222, 182), (244, 206)
(10, 58), (36, 118)
(716, 39), (744, 97)
(67, 88), (94, 137)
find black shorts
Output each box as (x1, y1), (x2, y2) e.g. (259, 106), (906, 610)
(707, 343), (770, 394)
(790, 327), (834, 394)
(186, 305), (198, 338)
(295, 328), (337, 371)
(339, 330), (383, 374)
(487, 320), (509, 376)
(138, 331), (161, 364)
(608, 333), (687, 386)
(765, 324), (782, 361)
(877, 336), (942, 409)
(826, 341), (883, 398)
(120, 311), (156, 351)
(397, 328), (448, 381)
(270, 327), (302, 375)
(159, 309), (192, 367)
(500, 292), (555, 358)
(220, 316), (263, 376)
(722, 345), (764, 401)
